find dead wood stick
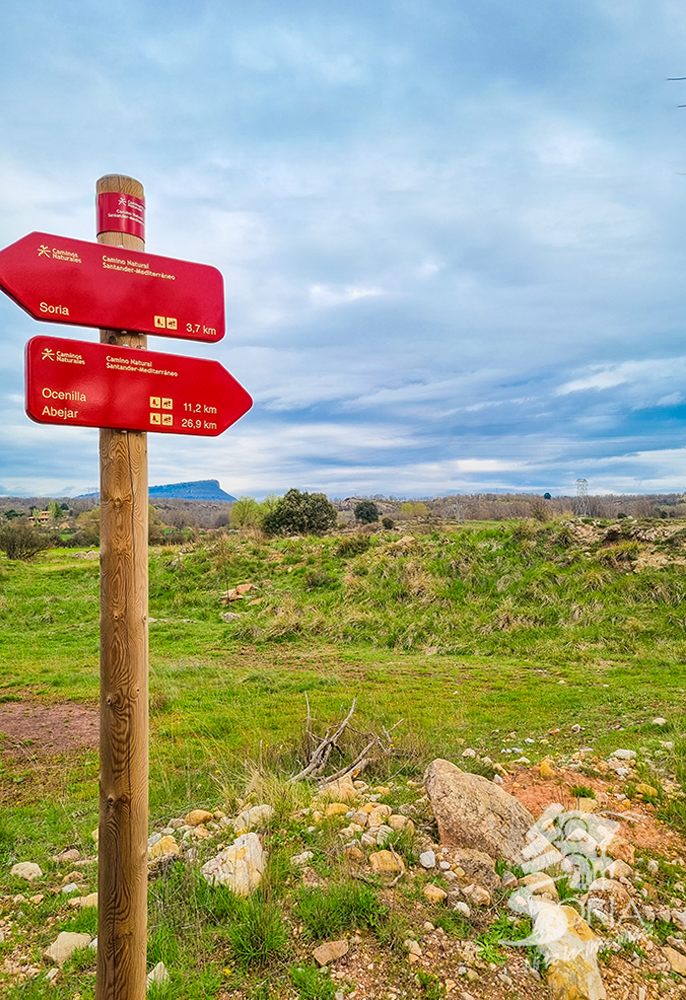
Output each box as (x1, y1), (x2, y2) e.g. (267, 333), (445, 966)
(289, 697), (357, 783)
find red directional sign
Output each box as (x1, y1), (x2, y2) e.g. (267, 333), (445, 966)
(0, 232), (225, 342)
(25, 336), (252, 436)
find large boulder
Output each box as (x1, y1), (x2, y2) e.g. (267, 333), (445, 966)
(424, 759), (535, 864)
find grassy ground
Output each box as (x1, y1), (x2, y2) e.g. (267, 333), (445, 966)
(1, 517), (686, 996)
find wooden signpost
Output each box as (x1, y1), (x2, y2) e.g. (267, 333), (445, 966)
(0, 174), (253, 1000)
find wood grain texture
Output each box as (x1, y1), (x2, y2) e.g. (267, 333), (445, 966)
(96, 174), (149, 1000)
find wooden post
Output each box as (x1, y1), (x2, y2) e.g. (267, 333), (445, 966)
(96, 174), (149, 1000)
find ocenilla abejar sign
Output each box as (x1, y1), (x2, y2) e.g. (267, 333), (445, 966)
(25, 336), (252, 436)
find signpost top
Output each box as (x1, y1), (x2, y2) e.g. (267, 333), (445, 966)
(0, 232), (225, 342)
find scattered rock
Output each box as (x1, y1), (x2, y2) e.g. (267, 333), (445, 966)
(634, 783), (658, 800)
(11, 862), (43, 881)
(445, 846), (501, 891)
(185, 809), (214, 827)
(234, 804), (274, 833)
(313, 939), (349, 966)
(291, 851), (314, 867)
(610, 749), (636, 761)
(533, 904), (606, 1000)
(520, 872), (559, 899)
(424, 759), (535, 864)
(149, 836), (179, 860)
(388, 814), (414, 834)
(325, 802), (350, 819)
(53, 848), (81, 863)
(43, 931), (92, 966)
(424, 884), (447, 904)
(605, 859), (632, 879)
(662, 946), (686, 976)
(201, 832), (264, 895)
(420, 850), (436, 869)
(319, 775), (358, 803)
(586, 878), (633, 925)
(461, 883), (491, 907)
(69, 892), (98, 909)
(369, 850), (404, 874)
(606, 837), (635, 865)
(146, 961), (169, 986)
(539, 760), (556, 779)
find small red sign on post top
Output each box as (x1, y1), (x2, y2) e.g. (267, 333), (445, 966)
(97, 191), (145, 240)
(0, 232), (225, 341)
(26, 335), (252, 436)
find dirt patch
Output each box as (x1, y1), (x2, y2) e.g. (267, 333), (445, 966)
(0, 702), (98, 757)
(504, 766), (686, 857)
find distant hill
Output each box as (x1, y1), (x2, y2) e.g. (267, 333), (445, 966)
(149, 480), (236, 502)
(76, 479), (237, 502)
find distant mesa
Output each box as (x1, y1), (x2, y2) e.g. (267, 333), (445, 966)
(149, 480), (237, 502)
(77, 479), (237, 502)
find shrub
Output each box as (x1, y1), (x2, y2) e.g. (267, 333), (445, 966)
(262, 490), (337, 536)
(335, 534), (370, 557)
(295, 882), (387, 940)
(225, 895), (289, 968)
(354, 500), (379, 524)
(0, 523), (53, 560)
(290, 965), (338, 1000)
(381, 516), (395, 529)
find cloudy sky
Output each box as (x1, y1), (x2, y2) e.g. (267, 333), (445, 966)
(3, 0), (686, 498)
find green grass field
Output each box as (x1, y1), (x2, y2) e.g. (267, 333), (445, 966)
(2, 517), (686, 997)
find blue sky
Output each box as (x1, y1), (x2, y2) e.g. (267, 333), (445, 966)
(3, 0), (686, 498)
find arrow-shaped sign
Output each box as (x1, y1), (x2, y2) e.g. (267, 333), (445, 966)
(1, 232), (225, 342)
(26, 336), (252, 436)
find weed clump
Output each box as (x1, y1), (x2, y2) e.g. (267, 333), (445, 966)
(295, 882), (387, 940)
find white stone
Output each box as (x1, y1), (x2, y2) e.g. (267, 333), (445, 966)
(43, 932), (92, 966)
(146, 961), (169, 987)
(611, 749), (636, 760)
(291, 851), (314, 867)
(233, 804), (274, 834)
(11, 862), (43, 881)
(420, 850), (436, 869)
(201, 832), (264, 895)
(652, 718), (667, 726)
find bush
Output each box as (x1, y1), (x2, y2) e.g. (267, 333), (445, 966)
(295, 882), (387, 940)
(226, 896), (289, 968)
(381, 516), (394, 530)
(335, 534), (370, 557)
(262, 490), (337, 537)
(354, 500), (379, 524)
(0, 523), (53, 560)
(230, 496), (262, 529)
